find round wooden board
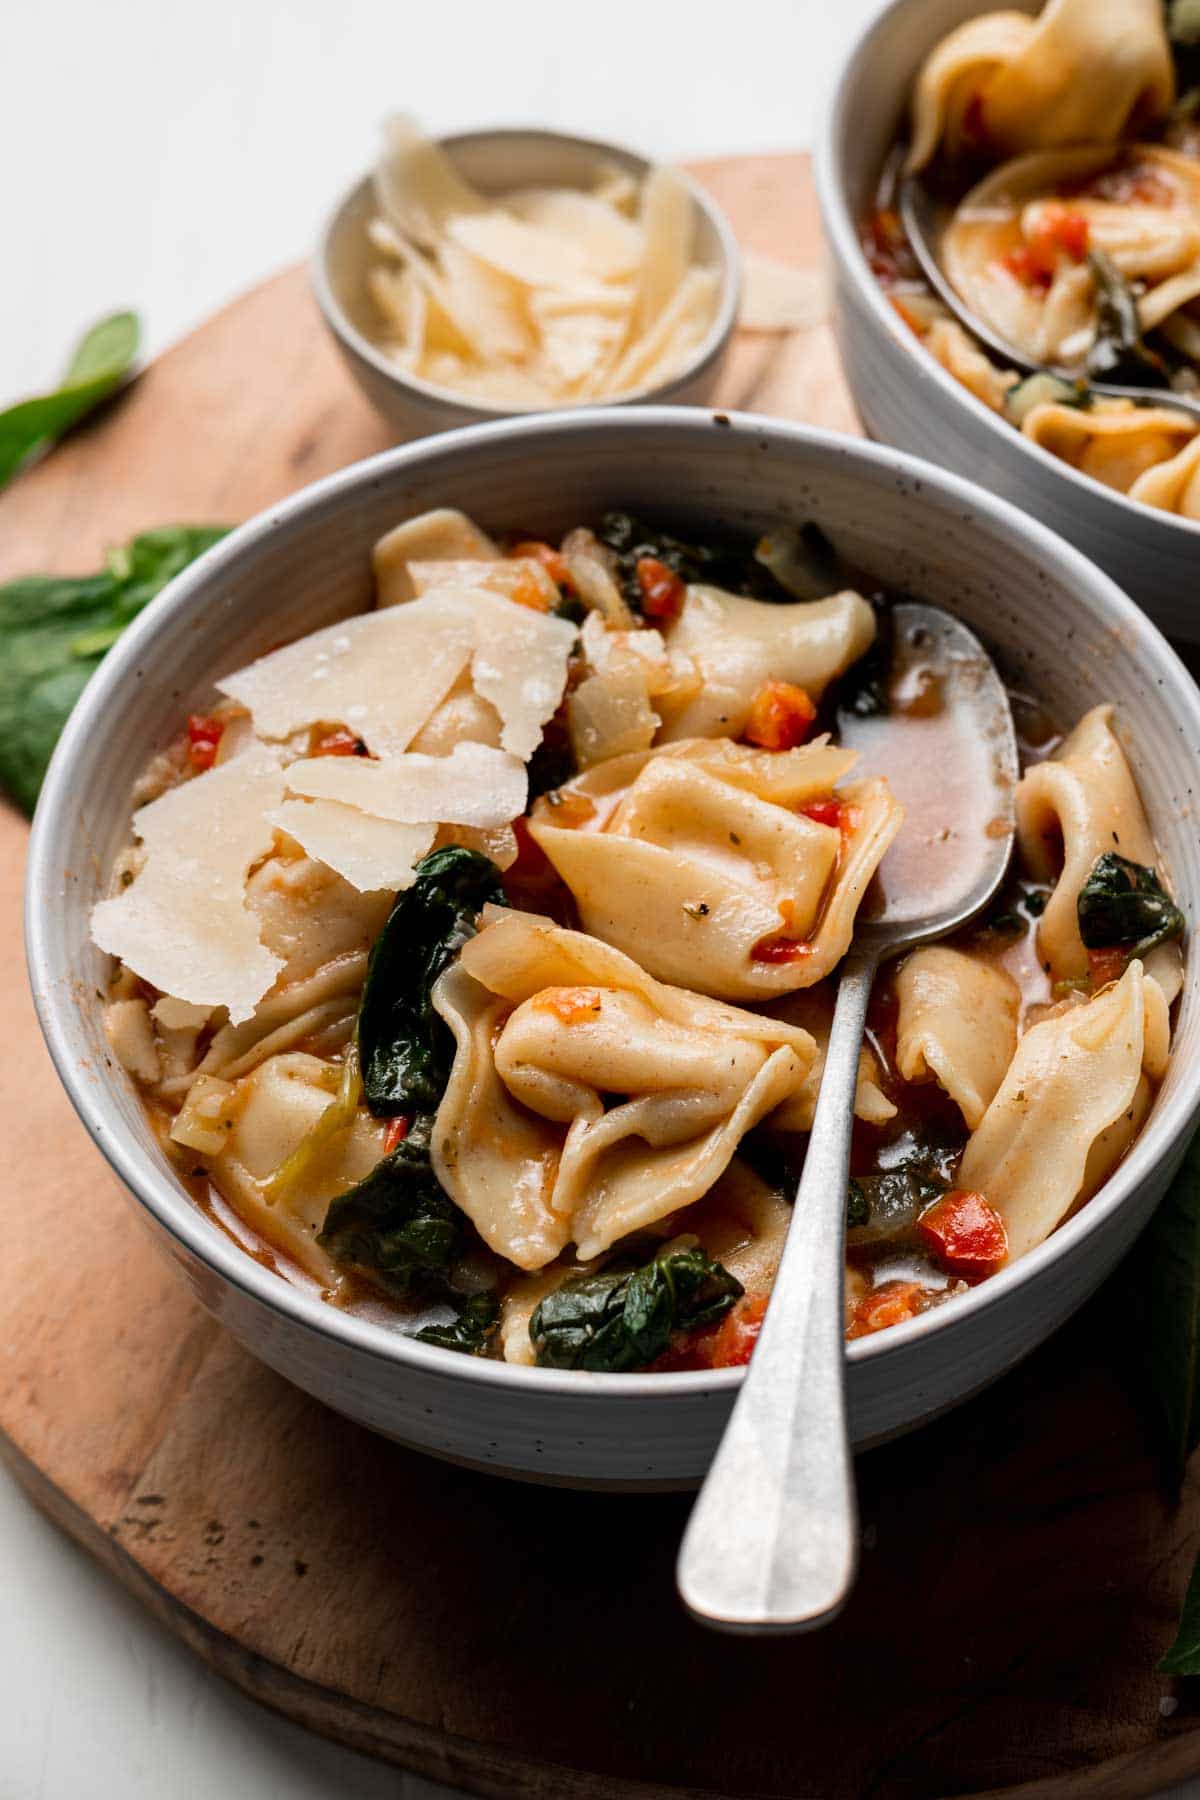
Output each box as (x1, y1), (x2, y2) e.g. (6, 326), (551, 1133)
(4, 152), (1200, 1800)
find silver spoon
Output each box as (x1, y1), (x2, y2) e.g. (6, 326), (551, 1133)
(677, 602), (1019, 1634)
(899, 172), (1200, 423)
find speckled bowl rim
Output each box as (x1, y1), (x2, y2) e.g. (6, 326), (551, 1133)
(813, 0), (1200, 540)
(24, 407), (1200, 1401)
(311, 126), (743, 419)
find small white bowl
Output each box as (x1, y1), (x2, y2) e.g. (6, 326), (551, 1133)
(312, 127), (742, 439)
(816, 0), (1200, 643)
(25, 409), (1200, 1487)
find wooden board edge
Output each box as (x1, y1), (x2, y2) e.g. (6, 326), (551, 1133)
(0, 1428), (730, 1800)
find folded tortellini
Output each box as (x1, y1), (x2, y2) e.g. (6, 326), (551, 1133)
(528, 736), (903, 1001)
(908, 0), (1174, 172)
(1016, 704), (1160, 983)
(1021, 400), (1200, 500)
(655, 584), (877, 742)
(943, 145), (1200, 372)
(958, 959), (1168, 1259)
(894, 946), (1019, 1129)
(430, 907), (817, 1268)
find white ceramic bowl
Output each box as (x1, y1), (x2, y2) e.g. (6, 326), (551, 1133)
(25, 409), (1200, 1488)
(815, 0), (1200, 643)
(313, 127), (741, 439)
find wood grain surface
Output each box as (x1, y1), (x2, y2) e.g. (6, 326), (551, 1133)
(3, 152), (1200, 1800)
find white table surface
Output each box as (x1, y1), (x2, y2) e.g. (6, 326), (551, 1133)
(4, 2), (1197, 1796)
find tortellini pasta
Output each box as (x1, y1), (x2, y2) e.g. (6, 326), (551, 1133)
(655, 584), (876, 742)
(1020, 400), (1200, 499)
(1016, 704), (1159, 982)
(431, 907), (817, 1267)
(958, 960), (1168, 1259)
(894, 946), (1019, 1129)
(908, 0), (1174, 171)
(943, 146), (1200, 373)
(528, 736), (903, 1000)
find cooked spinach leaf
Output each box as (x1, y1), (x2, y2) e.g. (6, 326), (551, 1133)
(531, 1242), (743, 1372)
(0, 312), (140, 491)
(846, 1169), (943, 1244)
(1077, 853), (1186, 958)
(0, 524), (228, 814)
(358, 846), (505, 1117)
(596, 510), (795, 606)
(317, 1113), (462, 1289)
(1086, 250), (1172, 387)
(526, 734), (576, 801)
(415, 1291), (499, 1354)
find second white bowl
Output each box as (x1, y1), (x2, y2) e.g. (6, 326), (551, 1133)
(815, 0), (1200, 643)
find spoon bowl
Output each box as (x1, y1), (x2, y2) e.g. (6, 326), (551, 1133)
(677, 603), (1018, 1634)
(899, 172), (1200, 425)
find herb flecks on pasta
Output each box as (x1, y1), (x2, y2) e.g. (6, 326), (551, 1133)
(867, 0), (1200, 519)
(94, 508), (1184, 1367)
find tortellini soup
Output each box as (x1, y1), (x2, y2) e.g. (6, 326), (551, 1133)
(94, 507), (1185, 1370)
(866, 0), (1200, 521)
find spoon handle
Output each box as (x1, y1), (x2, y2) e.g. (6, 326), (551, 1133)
(677, 949), (876, 1634)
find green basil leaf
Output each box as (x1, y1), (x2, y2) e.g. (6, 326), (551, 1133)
(0, 524), (228, 814)
(317, 1113), (462, 1290)
(358, 847), (505, 1117)
(1077, 853), (1186, 959)
(531, 1243), (743, 1372)
(0, 312), (140, 490)
(415, 1291), (499, 1354)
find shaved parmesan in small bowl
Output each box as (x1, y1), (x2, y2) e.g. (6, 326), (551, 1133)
(314, 122), (740, 434)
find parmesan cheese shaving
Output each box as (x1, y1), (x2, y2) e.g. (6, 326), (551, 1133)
(268, 800), (437, 894)
(216, 595), (475, 755)
(462, 589), (578, 761)
(740, 255), (829, 333)
(284, 740), (528, 828)
(91, 748), (287, 1025)
(373, 508), (500, 606)
(364, 119), (720, 406)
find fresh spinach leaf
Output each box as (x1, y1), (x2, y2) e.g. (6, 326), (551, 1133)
(0, 312), (140, 490)
(415, 1291), (499, 1354)
(0, 524), (228, 814)
(530, 1243), (743, 1372)
(317, 1113), (462, 1289)
(1086, 251), (1172, 387)
(1077, 853), (1186, 959)
(358, 847), (505, 1117)
(596, 510), (795, 607)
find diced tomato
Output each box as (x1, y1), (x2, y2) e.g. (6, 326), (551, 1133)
(509, 539), (572, 591)
(635, 557), (686, 621)
(751, 937), (815, 965)
(1003, 205), (1090, 288)
(708, 1294), (769, 1367)
(533, 986), (603, 1025)
(382, 1115), (410, 1155)
(186, 713), (224, 773)
(847, 1280), (928, 1339)
(916, 1189), (1008, 1279)
(652, 1294), (768, 1370)
(311, 726), (368, 757)
(800, 799), (845, 831)
(743, 680), (817, 751)
(1002, 246), (1053, 290)
(1087, 945), (1129, 989)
